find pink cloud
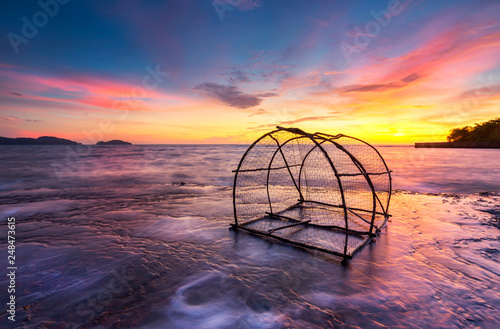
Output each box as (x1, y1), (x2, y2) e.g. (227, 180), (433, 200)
(330, 23), (500, 102)
(1, 116), (21, 122)
(0, 66), (188, 113)
(0, 62), (17, 69)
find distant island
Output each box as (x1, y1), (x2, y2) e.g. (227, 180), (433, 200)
(416, 117), (500, 148)
(96, 140), (132, 146)
(0, 136), (81, 145)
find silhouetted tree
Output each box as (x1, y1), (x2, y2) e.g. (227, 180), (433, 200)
(447, 118), (500, 142)
(447, 126), (471, 142)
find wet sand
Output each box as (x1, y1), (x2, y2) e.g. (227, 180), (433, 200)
(0, 183), (499, 328)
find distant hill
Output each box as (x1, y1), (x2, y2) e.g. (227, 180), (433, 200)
(96, 140), (132, 145)
(0, 136), (81, 145)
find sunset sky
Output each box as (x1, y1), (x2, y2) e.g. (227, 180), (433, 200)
(1, 0), (499, 144)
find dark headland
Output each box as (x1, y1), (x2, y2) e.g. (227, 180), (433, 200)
(415, 117), (500, 148)
(0, 136), (81, 145)
(96, 140), (132, 145)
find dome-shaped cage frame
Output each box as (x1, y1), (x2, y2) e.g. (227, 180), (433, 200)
(231, 126), (392, 261)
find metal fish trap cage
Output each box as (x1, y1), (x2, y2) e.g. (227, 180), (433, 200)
(231, 126), (392, 262)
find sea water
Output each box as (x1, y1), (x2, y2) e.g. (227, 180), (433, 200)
(0, 145), (499, 328)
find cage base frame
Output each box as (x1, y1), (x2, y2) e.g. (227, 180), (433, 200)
(231, 223), (380, 263)
(231, 203), (389, 262)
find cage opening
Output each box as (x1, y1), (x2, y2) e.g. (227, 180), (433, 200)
(232, 126), (392, 261)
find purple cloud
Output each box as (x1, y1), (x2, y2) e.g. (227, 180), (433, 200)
(340, 73), (422, 93)
(1, 116), (43, 123)
(227, 71), (250, 85)
(193, 82), (276, 109)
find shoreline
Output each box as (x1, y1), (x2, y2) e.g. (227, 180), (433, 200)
(415, 142), (500, 148)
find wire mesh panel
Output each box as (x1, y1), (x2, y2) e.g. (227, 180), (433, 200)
(232, 127), (392, 261)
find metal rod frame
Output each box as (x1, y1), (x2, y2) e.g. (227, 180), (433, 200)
(232, 126), (392, 262)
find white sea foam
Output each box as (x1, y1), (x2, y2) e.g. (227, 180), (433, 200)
(162, 270), (285, 329)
